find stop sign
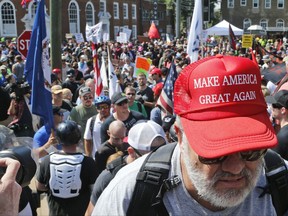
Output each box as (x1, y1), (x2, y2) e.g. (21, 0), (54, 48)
(17, 30), (32, 58)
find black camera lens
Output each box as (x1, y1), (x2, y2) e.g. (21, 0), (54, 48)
(0, 146), (36, 187)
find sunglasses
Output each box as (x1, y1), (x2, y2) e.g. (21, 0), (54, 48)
(83, 95), (93, 100)
(55, 112), (64, 117)
(117, 100), (128, 106)
(97, 104), (110, 110)
(272, 103), (284, 109)
(126, 93), (135, 96)
(198, 149), (267, 165)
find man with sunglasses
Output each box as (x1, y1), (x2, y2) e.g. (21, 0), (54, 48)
(84, 96), (112, 158)
(125, 86), (147, 118)
(68, 86), (97, 143)
(100, 92), (145, 143)
(266, 89), (288, 160)
(93, 55), (283, 216)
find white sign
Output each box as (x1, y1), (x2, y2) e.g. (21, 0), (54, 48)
(74, 33), (84, 43)
(122, 27), (132, 40)
(86, 22), (103, 43)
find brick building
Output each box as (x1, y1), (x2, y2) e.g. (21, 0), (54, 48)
(221, 0), (288, 37)
(0, 0), (171, 41)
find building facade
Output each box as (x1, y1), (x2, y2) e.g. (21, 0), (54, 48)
(221, 0), (287, 36)
(0, 0), (171, 41)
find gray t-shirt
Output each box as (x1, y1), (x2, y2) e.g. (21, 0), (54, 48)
(93, 145), (277, 216)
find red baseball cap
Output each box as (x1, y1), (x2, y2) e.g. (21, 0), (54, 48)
(150, 68), (162, 75)
(174, 55), (277, 158)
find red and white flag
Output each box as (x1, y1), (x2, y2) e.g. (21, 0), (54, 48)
(92, 43), (103, 97)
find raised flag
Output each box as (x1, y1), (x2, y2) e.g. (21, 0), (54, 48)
(157, 62), (178, 115)
(107, 46), (121, 98)
(24, 0), (54, 130)
(229, 24), (236, 50)
(187, 0), (203, 63)
(91, 43), (103, 97)
(100, 56), (108, 87)
(86, 22), (103, 43)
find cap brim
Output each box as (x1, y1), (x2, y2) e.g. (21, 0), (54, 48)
(181, 111), (277, 158)
(53, 90), (62, 94)
(115, 98), (128, 105)
(265, 95), (277, 104)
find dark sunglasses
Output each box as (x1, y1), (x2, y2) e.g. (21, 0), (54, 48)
(117, 100), (128, 106)
(97, 104), (110, 110)
(126, 93), (135, 96)
(198, 149), (267, 165)
(55, 112), (64, 117)
(272, 103), (284, 109)
(83, 95), (93, 100)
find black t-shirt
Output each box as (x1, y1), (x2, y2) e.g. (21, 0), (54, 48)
(136, 86), (154, 118)
(62, 81), (79, 103)
(37, 152), (97, 216)
(100, 110), (145, 143)
(273, 125), (288, 160)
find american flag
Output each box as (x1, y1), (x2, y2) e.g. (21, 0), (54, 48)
(157, 63), (178, 115)
(229, 24), (236, 50)
(92, 43), (103, 97)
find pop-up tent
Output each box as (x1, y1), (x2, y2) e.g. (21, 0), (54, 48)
(204, 20), (243, 36)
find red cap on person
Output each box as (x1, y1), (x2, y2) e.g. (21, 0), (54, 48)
(52, 68), (61, 74)
(150, 67), (162, 75)
(174, 55), (277, 158)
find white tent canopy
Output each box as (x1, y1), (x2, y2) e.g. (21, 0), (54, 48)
(203, 20), (243, 36)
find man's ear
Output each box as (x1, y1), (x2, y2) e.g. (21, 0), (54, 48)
(127, 147), (136, 157)
(107, 130), (110, 136)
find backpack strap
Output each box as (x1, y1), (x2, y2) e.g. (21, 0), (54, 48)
(127, 143), (180, 216)
(264, 149), (288, 216)
(89, 115), (96, 140)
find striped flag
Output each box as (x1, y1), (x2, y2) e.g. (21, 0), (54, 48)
(92, 43), (103, 97)
(187, 0), (203, 63)
(229, 24), (236, 50)
(157, 62), (178, 115)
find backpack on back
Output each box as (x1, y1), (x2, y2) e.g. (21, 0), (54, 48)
(127, 143), (288, 216)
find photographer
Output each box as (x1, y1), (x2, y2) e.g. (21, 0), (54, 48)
(7, 82), (37, 137)
(0, 158), (22, 216)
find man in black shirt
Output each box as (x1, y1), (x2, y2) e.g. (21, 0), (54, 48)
(266, 90), (288, 159)
(100, 92), (145, 143)
(62, 69), (79, 103)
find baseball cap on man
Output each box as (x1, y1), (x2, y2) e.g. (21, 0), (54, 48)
(128, 120), (167, 151)
(111, 92), (128, 105)
(51, 85), (63, 94)
(174, 55), (277, 159)
(79, 86), (91, 96)
(52, 105), (65, 115)
(265, 90), (288, 108)
(150, 68), (162, 75)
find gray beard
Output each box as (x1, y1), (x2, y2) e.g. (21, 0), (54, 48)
(181, 135), (263, 209)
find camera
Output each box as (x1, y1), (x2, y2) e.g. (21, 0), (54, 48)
(0, 146), (37, 187)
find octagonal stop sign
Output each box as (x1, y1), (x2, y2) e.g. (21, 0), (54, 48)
(17, 30), (32, 58)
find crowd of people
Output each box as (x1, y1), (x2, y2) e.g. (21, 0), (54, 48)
(0, 34), (288, 215)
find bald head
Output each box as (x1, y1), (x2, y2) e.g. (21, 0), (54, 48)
(108, 120), (126, 148)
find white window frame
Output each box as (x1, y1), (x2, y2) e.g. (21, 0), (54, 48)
(132, 25), (137, 39)
(265, 0), (271, 8)
(227, 0), (234, 8)
(260, 19), (268, 29)
(100, 0), (106, 12)
(68, 1), (80, 33)
(240, 0), (246, 6)
(114, 26), (119, 40)
(276, 19), (284, 28)
(0, 0), (17, 37)
(123, 3), (128, 19)
(113, 2), (119, 19)
(278, 0), (284, 9)
(85, 2), (95, 26)
(253, 0), (259, 8)
(243, 18), (251, 30)
(132, 4), (136, 20)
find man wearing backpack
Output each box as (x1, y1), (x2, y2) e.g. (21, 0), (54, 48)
(93, 56), (288, 216)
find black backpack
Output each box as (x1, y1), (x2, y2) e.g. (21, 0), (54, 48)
(127, 143), (288, 216)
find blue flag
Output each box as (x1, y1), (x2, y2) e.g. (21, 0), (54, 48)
(24, 0), (54, 130)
